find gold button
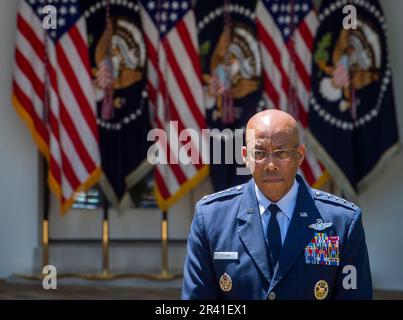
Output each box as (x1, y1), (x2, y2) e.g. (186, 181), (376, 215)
(268, 291), (276, 300)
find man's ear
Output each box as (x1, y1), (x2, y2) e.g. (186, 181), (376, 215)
(241, 146), (249, 167)
(297, 144), (306, 166)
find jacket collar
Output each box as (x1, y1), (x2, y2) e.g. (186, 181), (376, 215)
(254, 178), (299, 221)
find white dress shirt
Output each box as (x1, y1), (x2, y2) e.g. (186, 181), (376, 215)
(255, 179), (299, 245)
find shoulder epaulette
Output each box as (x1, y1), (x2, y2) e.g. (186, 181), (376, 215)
(199, 184), (244, 205)
(313, 190), (359, 212)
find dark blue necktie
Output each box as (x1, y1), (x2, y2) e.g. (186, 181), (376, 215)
(267, 203), (282, 269)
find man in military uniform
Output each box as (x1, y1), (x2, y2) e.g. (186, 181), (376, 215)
(182, 109), (372, 300)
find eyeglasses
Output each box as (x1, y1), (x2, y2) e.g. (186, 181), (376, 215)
(248, 148), (297, 163)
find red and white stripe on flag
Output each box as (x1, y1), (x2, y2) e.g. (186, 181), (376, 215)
(256, 0), (328, 186)
(140, 0), (209, 211)
(12, 0), (101, 213)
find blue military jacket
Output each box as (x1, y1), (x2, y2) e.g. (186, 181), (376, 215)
(182, 174), (372, 300)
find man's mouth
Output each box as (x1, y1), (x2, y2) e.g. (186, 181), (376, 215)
(263, 177), (284, 183)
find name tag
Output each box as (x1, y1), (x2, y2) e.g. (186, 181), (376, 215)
(213, 252), (238, 260)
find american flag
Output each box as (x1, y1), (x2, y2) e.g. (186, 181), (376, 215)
(332, 60), (350, 88)
(256, 0), (327, 186)
(140, 0), (208, 211)
(12, 0), (101, 213)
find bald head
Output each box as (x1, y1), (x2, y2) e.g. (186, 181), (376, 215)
(245, 109), (300, 148)
(242, 109), (305, 202)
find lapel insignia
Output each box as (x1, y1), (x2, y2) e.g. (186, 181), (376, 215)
(305, 233), (340, 266)
(219, 273), (232, 292)
(299, 212), (308, 217)
(308, 219), (333, 231)
(314, 280), (329, 300)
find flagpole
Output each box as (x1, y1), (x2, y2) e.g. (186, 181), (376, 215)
(160, 210), (170, 277)
(41, 25), (51, 271)
(101, 190), (110, 278)
(42, 154), (50, 269)
(81, 189), (114, 280)
(154, 0), (174, 281)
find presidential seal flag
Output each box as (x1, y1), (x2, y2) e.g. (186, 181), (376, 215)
(308, 0), (400, 200)
(195, 0), (263, 191)
(12, 0), (101, 213)
(83, 0), (152, 210)
(256, 0), (328, 188)
(140, 0), (209, 211)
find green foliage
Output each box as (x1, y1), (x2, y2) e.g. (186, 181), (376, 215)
(314, 33), (332, 64)
(199, 41), (211, 56)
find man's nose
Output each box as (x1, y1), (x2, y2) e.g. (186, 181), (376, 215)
(264, 155), (279, 170)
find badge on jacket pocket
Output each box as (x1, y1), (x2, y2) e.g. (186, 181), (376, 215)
(219, 273), (232, 292)
(305, 232), (340, 266)
(314, 280), (329, 300)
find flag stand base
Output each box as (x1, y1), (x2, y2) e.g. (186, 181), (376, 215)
(14, 210), (182, 282)
(13, 271), (183, 281)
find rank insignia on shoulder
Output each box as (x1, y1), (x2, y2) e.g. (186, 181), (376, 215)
(308, 219), (333, 231)
(219, 273), (232, 292)
(305, 233), (340, 266)
(200, 185), (243, 204)
(314, 280), (329, 300)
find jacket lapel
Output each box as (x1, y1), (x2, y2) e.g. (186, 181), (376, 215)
(237, 179), (273, 285)
(269, 175), (322, 291)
